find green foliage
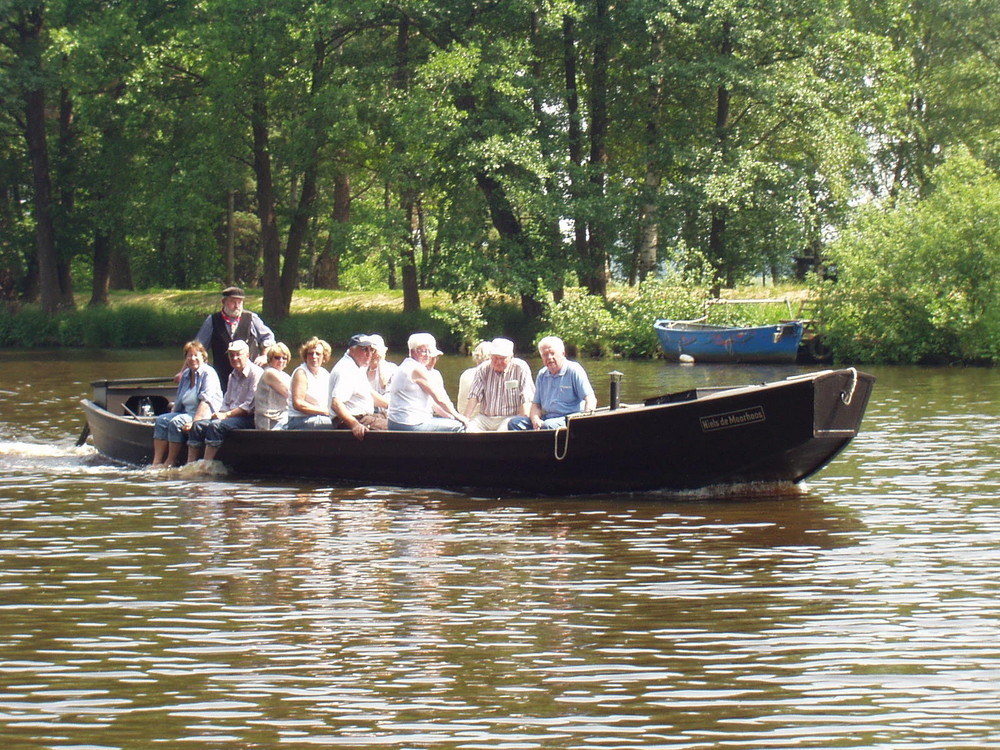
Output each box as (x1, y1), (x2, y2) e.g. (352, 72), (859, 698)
(540, 280), (709, 359)
(269, 310), (446, 355)
(339, 260), (391, 292)
(429, 297), (487, 354)
(541, 290), (620, 358)
(611, 282), (710, 359)
(424, 293), (541, 354)
(705, 300), (798, 328)
(0, 305), (199, 348)
(822, 150), (1000, 364)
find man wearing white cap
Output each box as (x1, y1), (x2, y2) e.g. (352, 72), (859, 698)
(462, 337), (534, 431)
(186, 339), (264, 461)
(387, 333), (468, 431)
(328, 334), (388, 440)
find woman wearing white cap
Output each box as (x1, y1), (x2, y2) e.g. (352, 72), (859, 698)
(387, 333), (469, 431)
(366, 334), (398, 412)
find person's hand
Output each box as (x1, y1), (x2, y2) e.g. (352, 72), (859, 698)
(351, 421), (367, 441)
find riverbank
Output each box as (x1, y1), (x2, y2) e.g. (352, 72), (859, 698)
(0, 284), (812, 356)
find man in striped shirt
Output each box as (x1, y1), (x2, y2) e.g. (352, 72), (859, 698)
(462, 337), (534, 432)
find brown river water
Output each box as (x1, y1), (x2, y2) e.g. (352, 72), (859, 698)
(1, 348), (999, 748)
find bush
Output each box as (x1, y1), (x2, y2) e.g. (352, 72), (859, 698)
(822, 150), (1000, 364)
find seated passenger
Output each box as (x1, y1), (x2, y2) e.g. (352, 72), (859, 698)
(386, 333), (468, 432)
(151, 340), (223, 468)
(329, 334), (388, 440)
(456, 340), (491, 416)
(507, 336), (596, 431)
(253, 343), (292, 430)
(463, 337), (534, 431)
(286, 337), (333, 429)
(366, 334), (398, 413)
(187, 340), (264, 462)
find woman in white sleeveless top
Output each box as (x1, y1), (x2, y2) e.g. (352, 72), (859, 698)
(253, 342), (292, 429)
(285, 337), (333, 429)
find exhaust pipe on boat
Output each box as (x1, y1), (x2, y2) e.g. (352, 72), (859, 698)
(609, 370), (623, 410)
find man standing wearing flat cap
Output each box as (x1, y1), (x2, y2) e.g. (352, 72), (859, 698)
(195, 286), (274, 385)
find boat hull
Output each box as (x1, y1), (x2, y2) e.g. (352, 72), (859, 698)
(654, 319), (805, 363)
(81, 368), (873, 496)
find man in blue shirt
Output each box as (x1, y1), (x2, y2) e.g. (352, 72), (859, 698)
(507, 336), (596, 430)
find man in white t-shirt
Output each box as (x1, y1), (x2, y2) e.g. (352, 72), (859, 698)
(328, 334), (388, 440)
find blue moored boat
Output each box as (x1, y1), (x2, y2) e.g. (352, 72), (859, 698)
(654, 299), (806, 363)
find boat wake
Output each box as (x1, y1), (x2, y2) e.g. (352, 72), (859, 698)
(0, 438), (118, 476)
(635, 480), (806, 502)
(141, 459), (231, 479)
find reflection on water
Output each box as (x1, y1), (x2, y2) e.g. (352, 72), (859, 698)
(2, 352), (1000, 747)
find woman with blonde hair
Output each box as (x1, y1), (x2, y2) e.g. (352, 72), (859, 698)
(253, 342), (292, 429)
(285, 337), (333, 429)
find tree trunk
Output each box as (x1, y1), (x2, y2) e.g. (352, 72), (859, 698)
(583, 0), (610, 298)
(708, 21), (733, 287)
(313, 232), (340, 289)
(529, 11), (564, 296)
(24, 88), (64, 314)
(633, 33), (665, 285)
(563, 15), (588, 288)
(313, 169), (350, 289)
(393, 17), (421, 313)
(251, 92), (285, 322)
(110, 247), (133, 290)
(18, 0), (63, 317)
(225, 190), (235, 285)
(635, 169), (662, 284)
(401, 196), (421, 313)
(89, 232), (113, 307)
(280, 166), (318, 313)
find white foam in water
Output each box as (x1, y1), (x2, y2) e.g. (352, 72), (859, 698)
(0, 438), (136, 476)
(0, 439), (74, 458)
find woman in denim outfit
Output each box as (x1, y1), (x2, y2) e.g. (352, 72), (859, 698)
(151, 341), (223, 467)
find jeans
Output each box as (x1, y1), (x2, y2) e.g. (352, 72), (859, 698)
(286, 414), (333, 430)
(388, 417), (465, 432)
(506, 415), (568, 431)
(188, 414), (255, 448)
(153, 412), (193, 442)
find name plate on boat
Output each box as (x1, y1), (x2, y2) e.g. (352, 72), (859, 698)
(700, 406), (766, 432)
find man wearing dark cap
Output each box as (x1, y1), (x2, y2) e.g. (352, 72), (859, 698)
(195, 286), (274, 385)
(328, 334), (389, 440)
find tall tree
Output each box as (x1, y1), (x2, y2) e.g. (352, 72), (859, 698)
(2, 0), (66, 313)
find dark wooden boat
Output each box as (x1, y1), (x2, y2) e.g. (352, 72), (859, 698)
(80, 368), (874, 496)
